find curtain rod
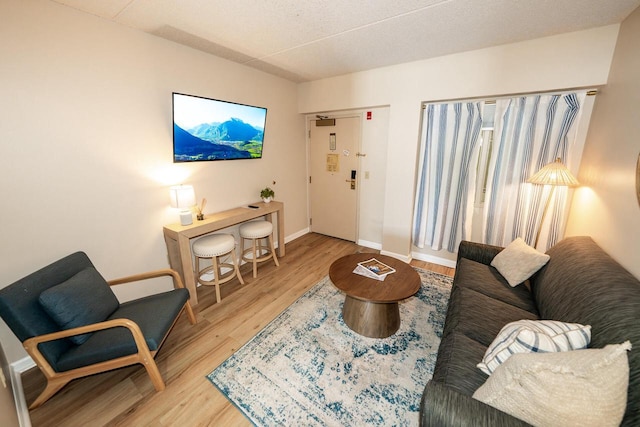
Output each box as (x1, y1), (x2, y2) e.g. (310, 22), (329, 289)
(422, 87), (599, 107)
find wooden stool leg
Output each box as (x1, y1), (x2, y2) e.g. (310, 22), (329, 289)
(257, 238), (264, 258)
(212, 256), (221, 303)
(251, 238), (258, 278)
(269, 234), (279, 267)
(231, 248), (244, 285)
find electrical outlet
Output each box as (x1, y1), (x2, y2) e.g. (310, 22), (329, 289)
(365, 171), (370, 179)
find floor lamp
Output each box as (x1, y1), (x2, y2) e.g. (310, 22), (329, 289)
(527, 158), (579, 248)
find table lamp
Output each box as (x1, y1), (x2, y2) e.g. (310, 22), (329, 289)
(169, 184), (196, 225)
(527, 158), (579, 247)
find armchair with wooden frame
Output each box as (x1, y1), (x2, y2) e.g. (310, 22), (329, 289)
(0, 251), (196, 409)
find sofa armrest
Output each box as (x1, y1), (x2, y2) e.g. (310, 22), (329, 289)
(457, 241), (504, 266)
(420, 381), (531, 427)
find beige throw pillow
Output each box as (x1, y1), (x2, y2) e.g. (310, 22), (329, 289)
(473, 341), (632, 427)
(491, 238), (550, 286)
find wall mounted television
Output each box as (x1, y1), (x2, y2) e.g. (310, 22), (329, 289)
(172, 92), (267, 162)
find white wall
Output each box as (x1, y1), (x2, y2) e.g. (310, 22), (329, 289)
(0, 0), (307, 362)
(359, 107), (390, 247)
(566, 6), (640, 279)
(299, 25), (620, 261)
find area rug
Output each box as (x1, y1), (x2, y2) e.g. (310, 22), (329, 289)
(207, 268), (452, 426)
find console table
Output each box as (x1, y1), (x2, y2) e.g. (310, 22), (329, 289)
(163, 201), (284, 306)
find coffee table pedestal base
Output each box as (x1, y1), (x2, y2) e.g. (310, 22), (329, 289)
(342, 295), (400, 338)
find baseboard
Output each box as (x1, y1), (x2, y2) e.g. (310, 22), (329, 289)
(10, 357), (34, 427)
(411, 252), (457, 268)
(12, 357), (35, 373)
(379, 250), (412, 263)
(356, 239), (382, 250)
(284, 228), (309, 244)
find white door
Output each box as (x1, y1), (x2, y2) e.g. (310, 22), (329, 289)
(309, 116), (360, 241)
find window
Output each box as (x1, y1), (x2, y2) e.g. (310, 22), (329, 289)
(473, 102), (495, 206)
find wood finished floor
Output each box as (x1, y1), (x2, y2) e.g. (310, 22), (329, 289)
(21, 233), (454, 426)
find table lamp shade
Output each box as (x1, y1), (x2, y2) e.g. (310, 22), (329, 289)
(169, 185), (196, 209)
(169, 185), (196, 225)
(527, 158), (579, 187)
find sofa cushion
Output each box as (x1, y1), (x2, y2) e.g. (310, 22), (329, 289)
(532, 236), (640, 425)
(432, 332), (489, 395)
(38, 267), (120, 345)
(473, 341), (631, 427)
(490, 238), (550, 286)
(421, 380), (531, 427)
(477, 319), (591, 375)
(55, 288), (189, 372)
(454, 258), (538, 313)
(442, 286), (539, 347)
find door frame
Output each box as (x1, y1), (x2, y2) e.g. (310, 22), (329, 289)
(306, 112), (363, 242)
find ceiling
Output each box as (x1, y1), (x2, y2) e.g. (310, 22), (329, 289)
(51, 0), (640, 83)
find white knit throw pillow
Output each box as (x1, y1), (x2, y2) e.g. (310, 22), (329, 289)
(473, 341), (632, 427)
(491, 238), (550, 286)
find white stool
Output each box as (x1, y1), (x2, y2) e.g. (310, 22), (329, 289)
(239, 220), (279, 278)
(193, 234), (244, 303)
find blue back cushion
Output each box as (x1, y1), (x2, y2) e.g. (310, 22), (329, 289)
(0, 252), (96, 366)
(38, 267), (120, 345)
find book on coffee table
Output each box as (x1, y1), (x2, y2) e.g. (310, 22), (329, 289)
(352, 258), (396, 281)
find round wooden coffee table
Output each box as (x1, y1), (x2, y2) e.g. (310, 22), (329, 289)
(329, 253), (421, 338)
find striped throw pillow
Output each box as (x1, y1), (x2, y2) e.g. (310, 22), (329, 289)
(477, 319), (591, 375)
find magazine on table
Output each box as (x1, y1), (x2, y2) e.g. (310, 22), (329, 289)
(352, 258), (396, 281)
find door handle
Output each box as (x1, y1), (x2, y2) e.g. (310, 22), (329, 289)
(349, 170), (356, 190)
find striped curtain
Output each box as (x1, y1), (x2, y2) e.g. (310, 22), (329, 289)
(413, 101), (483, 252)
(483, 92), (585, 250)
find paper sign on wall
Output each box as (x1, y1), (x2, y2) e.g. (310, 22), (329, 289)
(326, 153), (339, 172)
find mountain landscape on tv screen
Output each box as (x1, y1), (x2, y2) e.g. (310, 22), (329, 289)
(174, 118), (264, 161)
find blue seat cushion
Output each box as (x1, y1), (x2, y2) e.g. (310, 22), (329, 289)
(38, 267), (120, 345)
(54, 288), (189, 372)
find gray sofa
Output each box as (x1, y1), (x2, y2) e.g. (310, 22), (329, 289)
(420, 236), (640, 426)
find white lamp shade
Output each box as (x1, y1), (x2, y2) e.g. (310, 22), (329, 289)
(169, 185), (196, 209)
(527, 158), (579, 187)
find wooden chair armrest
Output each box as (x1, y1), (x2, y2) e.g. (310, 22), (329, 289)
(23, 318), (151, 382)
(24, 318), (146, 347)
(107, 268), (197, 325)
(107, 268), (185, 290)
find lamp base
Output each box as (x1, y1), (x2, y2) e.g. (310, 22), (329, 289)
(180, 210), (193, 226)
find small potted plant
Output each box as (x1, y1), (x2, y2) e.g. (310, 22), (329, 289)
(260, 187), (275, 203)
